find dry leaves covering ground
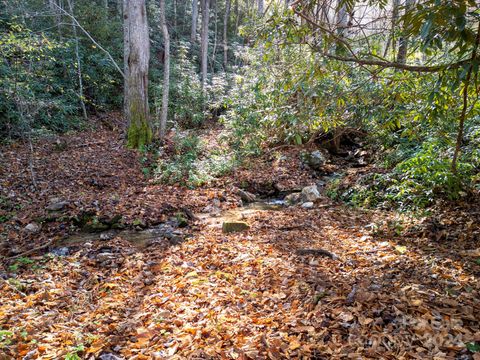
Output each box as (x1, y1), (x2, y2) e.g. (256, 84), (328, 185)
(0, 123), (479, 359)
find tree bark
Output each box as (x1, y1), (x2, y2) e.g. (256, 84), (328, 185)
(191, 0), (199, 43)
(159, 0), (170, 142)
(223, 0), (231, 71)
(125, 0), (152, 149)
(123, 0), (130, 116)
(452, 22), (480, 174)
(396, 0), (413, 65)
(66, 0), (88, 121)
(211, 0), (218, 74)
(200, 0), (210, 89)
(257, 0), (263, 16)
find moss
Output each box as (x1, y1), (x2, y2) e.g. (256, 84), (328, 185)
(222, 221), (250, 233)
(127, 97), (152, 149)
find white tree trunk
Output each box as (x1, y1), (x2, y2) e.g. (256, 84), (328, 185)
(66, 0), (88, 120)
(159, 0), (170, 141)
(223, 0), (230, 71)
(191, 0), (199, 43)
(123, 0), (130, 116)
(125, 0), (151, 148)
(257, 0), (263, 16)
(200, 0), (210, 89)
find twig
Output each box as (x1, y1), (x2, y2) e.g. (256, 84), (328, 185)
(2, 278), (27, 297)
(52, 3), (125, 79)
(7, 239), (55, 260)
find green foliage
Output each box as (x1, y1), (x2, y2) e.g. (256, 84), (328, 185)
(155, 133), (235, 188)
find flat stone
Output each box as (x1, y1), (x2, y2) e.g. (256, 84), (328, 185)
(222, 221), (250, 233)
(46, 200), (69, 212)
(24, 223), (40, 233)
(301, 202), (314, 209)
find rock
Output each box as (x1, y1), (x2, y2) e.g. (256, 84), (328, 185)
(301, 185), (321, 202)
(302, 202), (314, 209)
(100, 230), (116, 241)
(222, 221), (250, 233)
(24, 223), (40, 233)
(99, 354), (124, 360)
(284, 192), (301, 205)
(46, 200), (69, 212)
(237, 189), (256, 203)
(304, 150), (327, 170)
(50, 247), (70, 256)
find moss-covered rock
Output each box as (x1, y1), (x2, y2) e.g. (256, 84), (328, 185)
(222, 221), (250, 233)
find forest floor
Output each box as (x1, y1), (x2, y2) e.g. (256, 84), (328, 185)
(0, 119), (479, 359)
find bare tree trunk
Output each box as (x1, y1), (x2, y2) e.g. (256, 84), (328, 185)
(173, 0), (178, 32)
(335, 2), (348, 54)
(223, 0), (230, 71)
(159, 0), (170, 141)
(396, 0), (413, 65)
(123, 0), (130, 117)
(452, 22), (480, 174)
(257, 0), (263, 16)
(383, 0), (400, 59)
(234, 0), (239, 35)
(200, 0), (210, 89)
(191, 0), (199, 43)
(125, 0), (152, 149)
(211, 0), (218, 74)
(66, 0), (88, 120)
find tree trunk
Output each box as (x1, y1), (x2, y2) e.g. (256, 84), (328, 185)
(452, 22), (480, 174)
(383, 0), (400, 59)
(159, 0), (170, 141)
(223, 0), (231, 71)
(191, 0), (199, 43)
(66, 0), (88, 120)
(257, 0), (263, 16)
(123, 0), (130, 116)
(335, 3), (348, 54)
(125, 0), (152, 149)
(396, 0), (413, 65)
(211, 0), (218, 74)
(200, 0), (210, 89)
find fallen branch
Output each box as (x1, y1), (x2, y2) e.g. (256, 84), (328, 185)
(296, 248), (340, 260)
(2, 278), (26, 297)
(7, 239), (55, 260)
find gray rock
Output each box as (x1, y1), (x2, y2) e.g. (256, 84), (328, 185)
(24, 223), (40, 233)
(50, 247), (70, 256)
(301, 202), (314, 209)
(99, 354), (124, 360)
(305, 150), (327, 170)
(284, 192), (301, 205)
(237, 189), (256, 203)
(301, 185), (321, 202)
(46, 200), (69, 212)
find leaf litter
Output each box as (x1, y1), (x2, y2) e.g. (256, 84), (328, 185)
(0, 123), (479, 359)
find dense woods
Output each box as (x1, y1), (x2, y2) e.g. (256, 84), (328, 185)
(1, 0), (480, 358)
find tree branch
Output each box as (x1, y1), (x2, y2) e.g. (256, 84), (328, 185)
(52, 3), (125, 79)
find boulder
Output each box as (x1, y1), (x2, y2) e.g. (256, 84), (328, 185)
(304, 150), (327, 170)
(222, 221), (250, 233)
(301, 185), (321, 202)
